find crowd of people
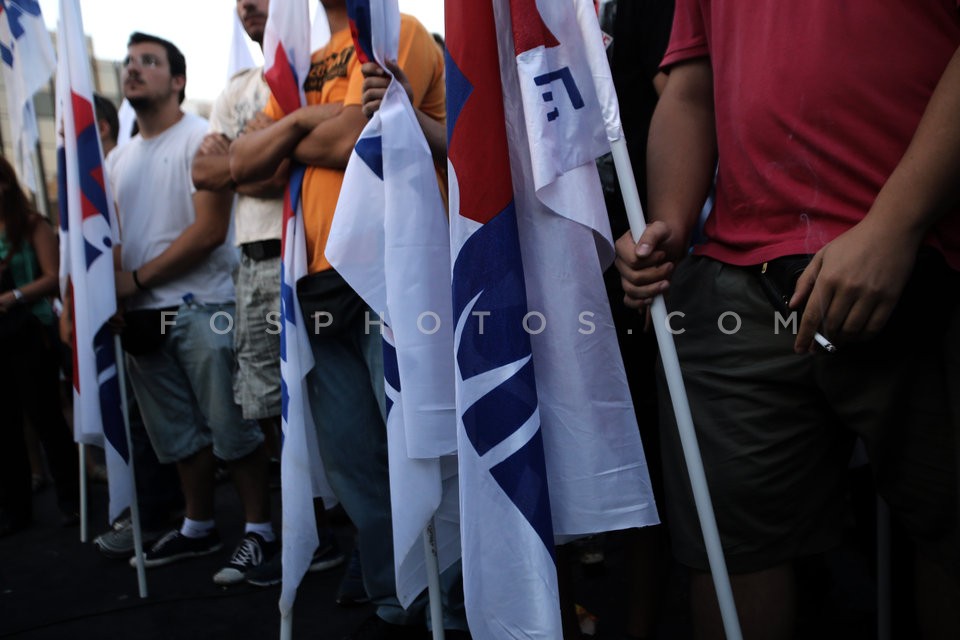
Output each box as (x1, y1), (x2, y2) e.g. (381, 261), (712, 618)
(1, 0), (958, 639)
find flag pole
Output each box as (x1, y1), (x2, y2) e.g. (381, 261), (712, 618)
(115, 336), (148, 598)
(423, 521), (446, 640)
(280, 611), (293, 640)
(609, 137), (743, 640)
(78, 444), (88, 542)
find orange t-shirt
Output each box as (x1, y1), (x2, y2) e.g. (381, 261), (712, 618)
(263, 15), (446, 274)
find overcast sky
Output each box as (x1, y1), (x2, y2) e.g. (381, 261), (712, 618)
(36, 0), (445, 102)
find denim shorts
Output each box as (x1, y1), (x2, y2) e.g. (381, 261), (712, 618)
(126, 301), (263, 464)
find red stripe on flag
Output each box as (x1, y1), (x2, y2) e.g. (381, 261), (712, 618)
(510, 0), (559, 56)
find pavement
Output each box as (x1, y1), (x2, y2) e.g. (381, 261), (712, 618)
(0, 465), (903, 639)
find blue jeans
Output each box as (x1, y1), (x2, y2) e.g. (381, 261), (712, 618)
(306, 317), (421, 624)
(306, 315), (469, 628)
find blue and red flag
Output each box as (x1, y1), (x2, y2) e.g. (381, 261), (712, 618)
(446, 1), (561, 636)
(0, 0), (55, 192)
(263, 0), (336, 618)
(328, 0), (458, 607)
(447, 0), (659, 635)
(55, 0), (130, 524)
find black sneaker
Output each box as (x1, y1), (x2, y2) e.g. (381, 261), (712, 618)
(131, 529), (222, 569)
(213, 532), (278, 585)
(336, 548), (369, 605)
(310, 532), (346, 572)
(342, 615), (427, 640)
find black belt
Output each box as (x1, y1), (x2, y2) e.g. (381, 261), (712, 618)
(241, 239), (281, 261)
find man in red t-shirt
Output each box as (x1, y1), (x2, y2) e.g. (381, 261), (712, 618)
(616, 2), (960, 637)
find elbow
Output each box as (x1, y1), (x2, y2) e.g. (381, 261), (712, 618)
(192, 164), (215, 192)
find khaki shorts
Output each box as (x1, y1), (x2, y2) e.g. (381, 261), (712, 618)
(658, 254), (959, 575)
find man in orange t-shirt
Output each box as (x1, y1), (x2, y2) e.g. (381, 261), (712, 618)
(230, 2), (458, 637)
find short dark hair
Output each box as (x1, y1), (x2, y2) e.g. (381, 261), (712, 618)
(127, 32), (187, 104)
(92, 94), (119, 144)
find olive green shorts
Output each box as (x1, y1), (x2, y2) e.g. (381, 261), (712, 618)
(658, 254), (959, 575)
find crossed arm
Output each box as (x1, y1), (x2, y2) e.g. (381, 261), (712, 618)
(229, 102), (367, 183)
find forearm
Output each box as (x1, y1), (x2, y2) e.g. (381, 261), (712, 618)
(646, 59), (718, 253)
(415, 109), (447, 166)
(292, 105), (367, 169)
(13, 273), (58, 303)
(866, 46), (960, 241)
(133, 190), (233, 289)
(192, 153), (235, 192)
(236, 158), (290, 199)
(231, 115), (305, 182)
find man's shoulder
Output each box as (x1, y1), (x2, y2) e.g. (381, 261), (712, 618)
(222, 66), (265, 98)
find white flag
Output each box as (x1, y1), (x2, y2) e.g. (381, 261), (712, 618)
(56, 0), (132, 524)
(264, 0), (336, 618)
(0, 0), (56, 192)
(326, 0), (459, 607)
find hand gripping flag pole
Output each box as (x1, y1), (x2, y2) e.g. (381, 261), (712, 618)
(569, 1), (743, 636)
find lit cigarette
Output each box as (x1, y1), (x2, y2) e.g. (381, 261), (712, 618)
(815, 332), (836, 353)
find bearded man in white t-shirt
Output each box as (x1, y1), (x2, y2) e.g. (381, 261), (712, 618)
(107, 31), (275, 585)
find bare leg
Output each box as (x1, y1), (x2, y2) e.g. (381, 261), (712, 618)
(257, 417), (281, 461)
(176, 446), (216, 522)
(228, 444), (270, 524)
(691, 564), (796, 640)
(916, 554), (960, 640)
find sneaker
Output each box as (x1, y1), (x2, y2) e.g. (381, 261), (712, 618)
(244, 551), (283, 587)
(130, 528), (222, 568)
(310, 533), (346, 572)
(336, 548), (369, 605)
(213, 532), (278, 586)
(246, 534), (346, 587)
(93, 518), (164, 559)
(342, 615), (427, 640)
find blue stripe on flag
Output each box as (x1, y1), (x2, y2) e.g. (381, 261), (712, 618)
(452, 203), (532, 380)
(462, 358), (536, 456)
(444, 49), (472, 146)
(93, 325), (128, 461)
(355, 135), (383, 180)
(490, 427), (555, 558)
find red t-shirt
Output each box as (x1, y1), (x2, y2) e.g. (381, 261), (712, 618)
(662, 0), (960, 270)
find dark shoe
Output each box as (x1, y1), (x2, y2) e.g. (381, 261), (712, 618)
(214, 532), (277, 585)
(131, 529), (222, 568)
(310, 532), (346, 572)
(336, 548), (369, 605)
(245, 550), (283, 587)
(93, 517), (165, 559)
(342, 615), (427, 640)
(246, 532), (345, 587)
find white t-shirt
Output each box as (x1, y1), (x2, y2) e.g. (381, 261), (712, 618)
(107, 112), (238, 310)
(209, 67), (283, 245)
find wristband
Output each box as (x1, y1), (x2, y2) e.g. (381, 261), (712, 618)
(12, 288), (24, 303)
(132, 269), (148, 291)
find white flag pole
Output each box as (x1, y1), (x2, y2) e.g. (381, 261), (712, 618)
(280, 611), (293, 640)
(423, 521), (445, 640)
(114, 335), (148, 598)
(78, 444), (88, 542)
(610, 137), (742, 640)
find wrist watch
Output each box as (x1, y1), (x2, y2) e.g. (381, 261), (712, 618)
(12, 288), (25, 304)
